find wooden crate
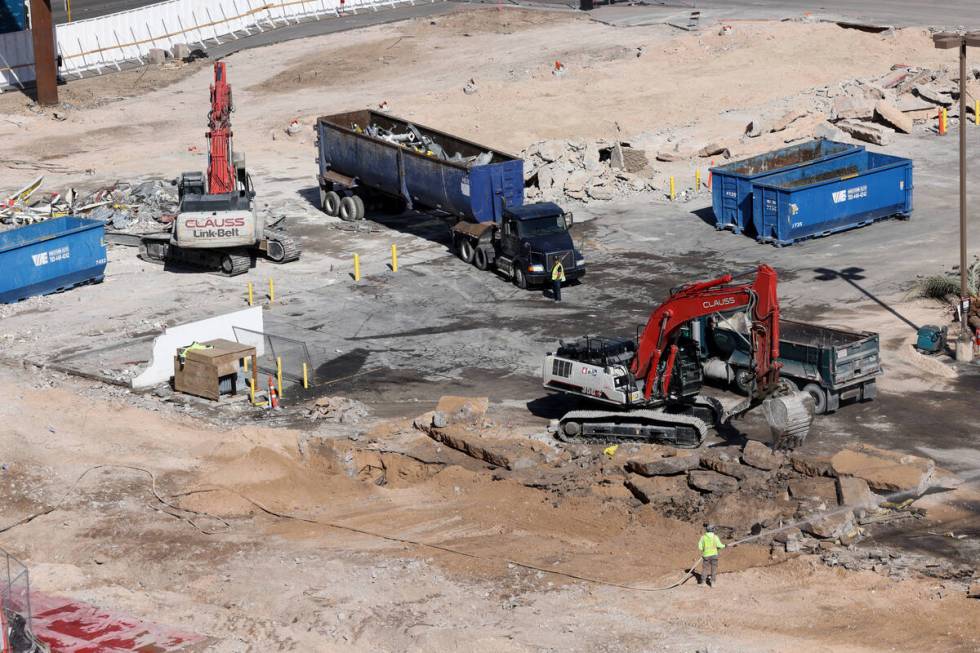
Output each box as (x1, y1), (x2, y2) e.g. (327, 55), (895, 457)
(173, 338), (257, 401)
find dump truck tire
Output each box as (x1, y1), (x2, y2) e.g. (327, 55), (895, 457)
(339, 196), (359, 221)
(457, 237), (475, 264)
(322, 190), (341, 216)
(474, 247), (489, 271)
(513, 266), (528, 289)
(802, 382), (828, 415)
(352, 195), (366, 221)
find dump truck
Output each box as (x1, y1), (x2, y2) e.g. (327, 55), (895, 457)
(697, 315), (881, 414)
(315, 110), (585, 288)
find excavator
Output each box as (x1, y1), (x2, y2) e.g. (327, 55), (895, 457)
(541, 264), (813, 449)
(140, 62), (300, 275)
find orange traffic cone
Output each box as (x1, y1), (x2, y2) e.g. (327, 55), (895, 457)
(268, 376), (279, 410)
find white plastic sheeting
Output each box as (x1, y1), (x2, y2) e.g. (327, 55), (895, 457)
(0, 0), (431, 88)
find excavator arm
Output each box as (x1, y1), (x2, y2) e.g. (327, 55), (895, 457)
(207, 62), (236, 195)
(630, 265), (782, 402)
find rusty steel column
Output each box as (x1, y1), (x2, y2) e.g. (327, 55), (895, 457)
(29, 0), (58, 106)
(959, 42), (969, 343)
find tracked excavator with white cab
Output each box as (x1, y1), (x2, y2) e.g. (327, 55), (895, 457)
(541, 265), (813, 449)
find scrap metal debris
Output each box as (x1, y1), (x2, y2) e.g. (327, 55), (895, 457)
(353, 121), (493, 167)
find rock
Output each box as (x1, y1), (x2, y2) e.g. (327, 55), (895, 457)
(171, 43), (191, 60)
(968, 580), (980, 599)
(688, 470), (738, 494)
(832, 95), (876, 120)
(698, 142), (730, 158)
(699, 456), (760, 481)
(773, 526), (802, 544)
(914, 84), (953, 107)
(462, 78), (478, 95)
(583, 143), (601, 172)
(788, 477), (839, 504)
(741, 440), (784, 471)
(745, 117), (770, 138)
(836, 476), (879, 510)
(624, 474), (700, 508)
(286, 120), (302, 137)
(626, 454), (700, 477)
(536, 141), (566, 163)
(147, 48), (168, 65)
(895, 95), (937, 112)
(790, 452), (835, 477)
(656, 144), (698, 162)
(431, 411), (448, 429)
(874, 100), (913, 134)
(434, 396), (488, 426)
(587, 184), (615, 201)
(836, 120), (894, 146)
(804, 511), (854, 540)
(563, 170), (591, 198)
(608, 143), (625, 170)
(705, 491), (795, 535)
(831, 444), (935, 497)
(772, 109), (809, 132)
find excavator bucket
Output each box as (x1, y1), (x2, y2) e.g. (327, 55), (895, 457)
(762, 391), (814, 450)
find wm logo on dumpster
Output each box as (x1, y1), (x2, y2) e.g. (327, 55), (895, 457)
(831, 190), (847, 204)
(32, 252), (49, 266)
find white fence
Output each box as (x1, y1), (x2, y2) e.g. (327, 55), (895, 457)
(0, 0), (433, 89)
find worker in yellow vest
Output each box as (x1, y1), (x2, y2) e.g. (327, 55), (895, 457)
(551, 259), (566, 302)
(698, 523), (725, 586)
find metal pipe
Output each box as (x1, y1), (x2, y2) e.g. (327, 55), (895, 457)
(29, 0), (58, 106)
(960, 43), (969, 337)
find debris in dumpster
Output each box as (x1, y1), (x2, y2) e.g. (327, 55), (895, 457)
(353, 120), (494, 167)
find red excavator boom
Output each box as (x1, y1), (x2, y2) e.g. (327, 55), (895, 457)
(207, 62), (235, 195)
(630, 264), (782, 401)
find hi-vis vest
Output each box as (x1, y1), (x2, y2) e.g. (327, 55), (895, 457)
(698, 532), (725, 557)
(551, 262), (565, 282)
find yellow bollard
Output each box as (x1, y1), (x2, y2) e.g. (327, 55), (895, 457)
(975, 100), (979, 126)
(276, 356), (283, 399)
(249, 377), (255, 405)
(247, 281), (254, 306)
(669, 176), (676, 201)
(391, 244), (398, 272)
(302, 363), (309, 389)
(354, 253), (360, 281)
(695, 169), (701, 192)
(243, 356), (249, 373)
(268, 278), (275, 303)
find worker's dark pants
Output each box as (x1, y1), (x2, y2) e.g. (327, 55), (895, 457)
(553, 279), (562, 302)
(702, 555), (718, 583)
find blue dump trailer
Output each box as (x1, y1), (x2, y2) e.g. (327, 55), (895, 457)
(316, 110), (585, 288)
(0, 217), (107, 303)
(751, 151), (913, 246)
(710, 139), (864, 235)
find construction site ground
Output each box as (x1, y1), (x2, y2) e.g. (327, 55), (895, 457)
(1, 5), (979, 651)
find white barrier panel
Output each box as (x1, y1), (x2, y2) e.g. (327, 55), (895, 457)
(0, 0), (434, 88)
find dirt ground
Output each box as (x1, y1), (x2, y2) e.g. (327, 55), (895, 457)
(2, 4), (980, 652)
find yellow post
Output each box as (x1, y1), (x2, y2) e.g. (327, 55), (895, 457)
(243, 356), (249, 372)
(391, 244), (398, 272)
(66, 0), (72, 22)
(247, 281), (254, 306)
(302, 363), (309, 389)
(975, 99), (979, 126)
(276, 356), (283, 399)
(354, 253), (360, 281)
(249, 377), (255, 405)
(695, 169), (701, 192)
(669, 176), (675, 201)
(268, 278), (275, 303)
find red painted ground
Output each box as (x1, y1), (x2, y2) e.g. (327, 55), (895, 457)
(30, 593), (204, 653)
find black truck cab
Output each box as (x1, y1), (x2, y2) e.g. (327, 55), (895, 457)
(496, 202), (586, 288)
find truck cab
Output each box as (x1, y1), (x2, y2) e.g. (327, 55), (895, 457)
(495, 202), (586, 288)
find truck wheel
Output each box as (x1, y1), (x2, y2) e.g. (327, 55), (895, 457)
(339, 196), (360, 221)
(473, 247), (489, 271)
(734, 369), (753, 395)
(513, 266), (528, 289)
(457, 237), (475, 264)
(322, 190), (341, 216)
(352, 195), (366, 221)
(802, 383), (828, 415)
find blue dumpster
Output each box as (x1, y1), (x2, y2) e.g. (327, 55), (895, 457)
(710, 140), (864, 235)
(0, 217), (108, 303)
(751, 151), (913, 246)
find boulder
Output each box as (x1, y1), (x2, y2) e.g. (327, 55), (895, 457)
(705, 491), (795, 535)
(831, 444), (935, 497)
(698, 142), (730, 158)
(688, 470), (738, 494)
(741, 440), (784, 471)
(803, 511), (854, 540)
(788, 477), (839, 504)
(434, 396), (489, 426)
(874, 101), (913, 134)
(625, 473), (699, 506)
(147, 48), (168, 65)
(626, 454), (700, 477)
(832, 95), (876, 120)
(836, 476), (879, 510)
(745, 117), (770, 138)
(790, 452), (835, 477)
(837, 120), (894, 146)
(771, 109), (809, 132)
(915, 84), (953, 107)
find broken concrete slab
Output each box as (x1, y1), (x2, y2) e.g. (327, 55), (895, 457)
(788, 477), (839, 504)
(741, 439), (784, 471)
(831, 444), (936, 497)
(656, 144), (698, 162)
(837, 120), (894, 146)
(771, 109), (808, 133)
(688, 470), (738, 494)
(147, 48), (168, 65)
(132, 307), (264, 389)
(705, 491), (795, 535)
(171, 43), (192, 60)
(832, 95), (876, 121)
(699, 456), (762, 481)
(874, 101), (913, 134)
(804, 511), (854, 540)
(914, 85), (953, 107)
(745, 117), (770, 138)
(434, 396), (489, 426)
(698, 142), (730, 158)
(420, 424), (514, 469)
(969, 580), (980, 599)
(626, 454), (699, 476)
(790, 452), (836, 477)
(813, 121), (848, 141)
(836, 476), (879, 511)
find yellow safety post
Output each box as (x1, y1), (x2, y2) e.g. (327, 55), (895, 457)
(243, 356), (249, 373)
(695, 169), (701, 192)
(391, 244), (398, 272)
(302, 363), (309, 389)
(268, 278), (275, 303)
(276, 356), (283, 399)
(669, 176), (676, 201)
(354, 253), (361, 281)
(975, 99), (979, 126)
(249, 377), (255, 405)
(247, 281), (254, 306)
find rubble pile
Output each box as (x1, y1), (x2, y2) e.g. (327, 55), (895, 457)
(522, 139), (654, 204)
(0, 176), (177, 232)
(307, 396), (370, 425)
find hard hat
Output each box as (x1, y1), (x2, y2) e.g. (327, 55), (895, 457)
(705, 523), (715, 532)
